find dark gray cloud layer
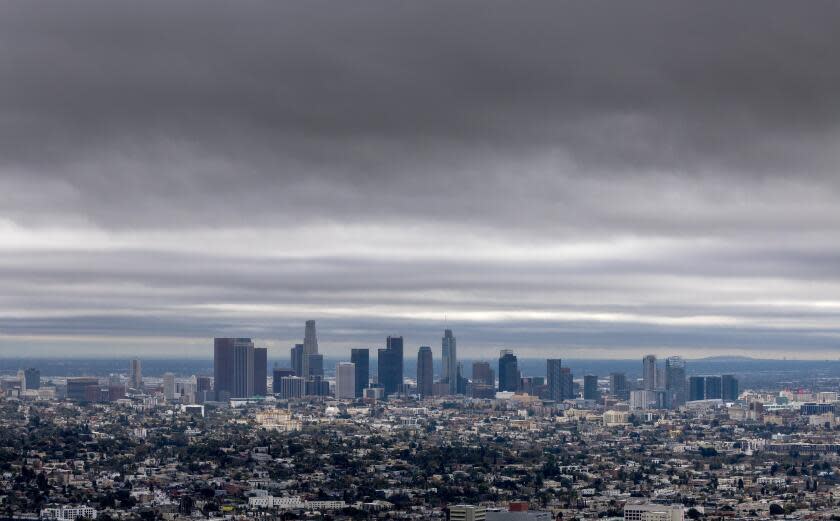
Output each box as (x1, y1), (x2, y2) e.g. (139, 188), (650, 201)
(1, 1), (840, 357)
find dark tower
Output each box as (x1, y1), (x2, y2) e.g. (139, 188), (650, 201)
(377, 336), (404, 396)
(546, 358), (562, 400)
(351, 348), (370, 398)
(254, 347), (268, 396)
(417, 346), (433, 398)
(213, 337), (255, 399)
(498, 350), (520, 392)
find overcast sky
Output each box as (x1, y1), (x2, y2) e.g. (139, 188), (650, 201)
(2, 0), (840, 359)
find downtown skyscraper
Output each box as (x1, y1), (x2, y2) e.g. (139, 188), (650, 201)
(350, 348), (369, 398)
(254, 347), (268, 396)
(214, 337), (255, 399)
(498, 350), (520, 392)
(546, 358), (562, 401)
(722, 374), (739, 401)
(665, 356), (687, 408)
(301, 320), (319, 379)
(442, 329), (457, 395)
(642, 354), (657, 391)
(417, 346), (433, 398)
(378, 336), (404, 397)
(129, 359), (142, 390)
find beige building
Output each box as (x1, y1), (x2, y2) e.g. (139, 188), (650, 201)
(450, 505), (487, 521)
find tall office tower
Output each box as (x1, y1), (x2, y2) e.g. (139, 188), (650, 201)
(129, 359), (143, 390)
(456, 362), (467, 394)
(301, 320), (319, 379)
(642, 354), (657, 391)
(688, 376), (705, 401)
(546, 358), (562, 401)
(24, 368), (40, 390)
(214, 337), (255, 399)
(417, 346), (434, 398)
(721, 374), (739, 401)
(378, 336), (404, 396)
(290, 344), (304, 376)
(163, 372), (176, 401)
(656, 367), (666, 389)
(705, 375), (722, 399)
(665, 356), (687, 408)
(472, 361), (494, 385)
(336, 362), (356, 399)
(272, 368), (294, 394)
(351, 348), (370, 398)
(307, 354), (324, 379)
(583, 374), (598, 400)
(442, 329), (457, 395)
(254, 347), (268, 396)
(609, 372), (628, 399)
(498, 350), (520, 392)
(442, 338), (451, 383)
(561, 367), (573, 399)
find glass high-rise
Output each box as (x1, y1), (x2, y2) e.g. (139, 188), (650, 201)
(609, 372), (628, 399)
(129, 359), (142, 390)
(546, 358), (562, 400)
(214, 337), (255, 399)
(417, 346), (433, 398)
(665, 356), (686, 408)
(722, 374), (739, 401)
(24, 368), (41, 390)
(688, 376), (705, 401)
(254, 347), (268, 396)
(642, 354), (657, 391)
(301, 320), (319, 379)
(583, 374), (598, 400)
(499, 350), (520, 392)
(378, 336), (404, 396)
(442, 329), (457, 395)
(351, 348), (369, 397)
(705, 375), (722, 399)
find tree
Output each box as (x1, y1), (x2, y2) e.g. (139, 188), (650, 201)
(769, 503), (784, 516)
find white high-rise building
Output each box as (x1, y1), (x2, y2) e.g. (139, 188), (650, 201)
(163, 372), (176, 401)
(443, 329), (457, 395)
(336, 362), (356, 399)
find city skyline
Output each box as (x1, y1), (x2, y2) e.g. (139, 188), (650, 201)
(3, 2), (840, 520)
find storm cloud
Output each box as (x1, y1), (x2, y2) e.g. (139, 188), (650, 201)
(1, 0), (840, 358)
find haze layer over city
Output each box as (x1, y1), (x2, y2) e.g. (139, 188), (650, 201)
(3, 1), (840, 521)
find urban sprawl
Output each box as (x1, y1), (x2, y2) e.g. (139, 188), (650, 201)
(3, 321), (840, 521)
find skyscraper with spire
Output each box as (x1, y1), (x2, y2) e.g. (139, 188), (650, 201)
(442, 329), (457, 395)
(301, 320), (319, 379)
